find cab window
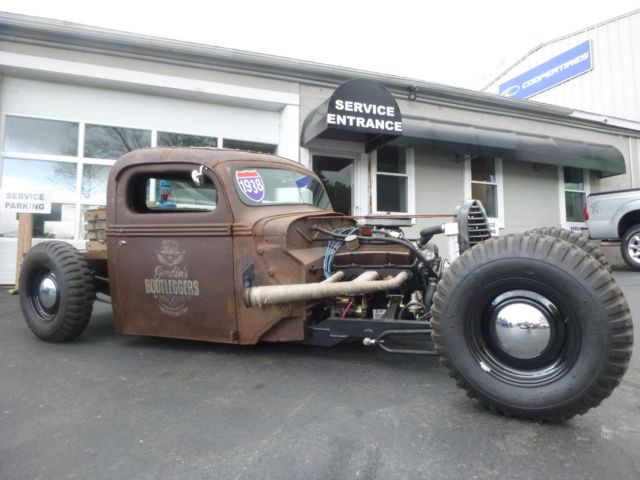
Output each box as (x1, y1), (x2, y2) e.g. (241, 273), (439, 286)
(140, 175), (217, 212)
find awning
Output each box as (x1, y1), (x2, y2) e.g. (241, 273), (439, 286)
(301, 79), (626, 177)
(388, 118), (626, 177)
(301, 79), (404, 153)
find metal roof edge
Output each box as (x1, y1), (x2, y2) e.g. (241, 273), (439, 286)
(1, 11), (638, 138)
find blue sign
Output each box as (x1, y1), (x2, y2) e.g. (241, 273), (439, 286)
(499, 40), (593, 99)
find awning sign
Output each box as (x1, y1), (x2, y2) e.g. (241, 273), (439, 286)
(327, 79), (403, 134)
(499, 40), (593, 100)
(1, 190), (52, 214)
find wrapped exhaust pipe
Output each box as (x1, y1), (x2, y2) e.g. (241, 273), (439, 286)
(244, 271), (410, 308)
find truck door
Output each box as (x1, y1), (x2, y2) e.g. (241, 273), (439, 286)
(108, 163), (237, 343)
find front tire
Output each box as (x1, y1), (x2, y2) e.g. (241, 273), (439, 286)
(19, 241), (95, 342)
(621, 224), (640, 271)
(432, 234), (633, 421)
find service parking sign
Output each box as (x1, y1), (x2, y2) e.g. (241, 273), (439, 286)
(1, 190), (51, 214)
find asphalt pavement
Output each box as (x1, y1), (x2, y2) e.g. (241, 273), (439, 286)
(1, 272), (639, 480)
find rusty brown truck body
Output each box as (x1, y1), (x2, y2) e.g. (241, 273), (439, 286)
(19, 148), (634, 422)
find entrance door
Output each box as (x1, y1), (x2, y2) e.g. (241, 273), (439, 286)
(312, 155), (354, 215)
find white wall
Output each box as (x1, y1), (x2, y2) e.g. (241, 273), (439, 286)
(1, 77), (281, 143)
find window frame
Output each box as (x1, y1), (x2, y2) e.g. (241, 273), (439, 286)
(558, 166), (590, 231)
(463, 155), (504, 231)
(371, 147), (415, 217)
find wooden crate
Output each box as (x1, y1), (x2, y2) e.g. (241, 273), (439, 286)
(84, 207), (107, 252)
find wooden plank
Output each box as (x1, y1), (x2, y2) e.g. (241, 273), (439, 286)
(84, 220), (106, 231)
(83, 207), (107, 221)
(11, 213), (33, 294)
(86, 240), (108, 252)
(85, 231), (107, 242)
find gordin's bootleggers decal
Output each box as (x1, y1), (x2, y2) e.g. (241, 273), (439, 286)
(144, 240), (200, 316)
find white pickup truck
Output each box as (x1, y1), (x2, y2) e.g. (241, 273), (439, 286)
(586, 188), (640, 270)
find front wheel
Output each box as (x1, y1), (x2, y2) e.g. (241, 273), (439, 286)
(621, 224), (640, 271)
(19, 241), (95, 342)
(431, 234), (633, 421)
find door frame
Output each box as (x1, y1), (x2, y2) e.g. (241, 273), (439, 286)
(307, 143), (368, 216)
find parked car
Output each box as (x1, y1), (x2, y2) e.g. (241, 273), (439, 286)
(586, 188), (640, 270)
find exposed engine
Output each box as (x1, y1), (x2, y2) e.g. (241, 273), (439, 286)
(244, 200), (491, 335)
(317, 200), (490, 323)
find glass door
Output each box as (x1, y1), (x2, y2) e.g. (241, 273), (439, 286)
(312, 155), (354, 215)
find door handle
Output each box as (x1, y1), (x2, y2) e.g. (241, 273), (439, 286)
(118, 240), (127, 246)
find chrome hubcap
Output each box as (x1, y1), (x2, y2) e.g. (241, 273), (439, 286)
(37, 274), (59, 312)
(628, 234), (640, 263)
(493, 303), (551, 359)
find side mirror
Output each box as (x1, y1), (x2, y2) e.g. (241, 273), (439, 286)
(191, 165), (207, 187)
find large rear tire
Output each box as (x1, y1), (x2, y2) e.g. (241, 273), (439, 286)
(431, 234), (633, 421)
(19, 241), (95, 342)
(525, 227), (610, 271)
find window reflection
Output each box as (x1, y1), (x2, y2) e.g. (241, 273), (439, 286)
(564, 167), (584, 191)
(471, 157), (496, 183)
(4, 116), (79, 156)
(82, 164), (111, 203)
(313, 156), (353, 215)
(377, 147), (406, 174)
(1, 158), (77, 198)
(0, 203), (75, 239)
(565, 192), (585, 222)
(472, 183), (497, 218)
(223, 139), (276, 154)
(84, 124), (151, 159)
(33, 203), (76, 239)
(157, 132), (218, 148)
(377, 175), (407, 213)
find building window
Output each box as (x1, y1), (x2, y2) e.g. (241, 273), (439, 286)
(84, 124), (151, 159)
(560, 167), (589, 227)
(464, 156), (503, 228)
(157, 131), (218, 148)
(223, 139), (276, 154)
(4, 115), (79, 156)
(375, 147), (412, 213)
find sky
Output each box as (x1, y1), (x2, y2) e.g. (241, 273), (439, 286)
(1, 0), (640, 90)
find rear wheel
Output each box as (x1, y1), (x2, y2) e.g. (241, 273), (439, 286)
(621, 224), (640, 271)
(525, 227), (610, 270)
(19, 241), (95, 342)
(432, 234), (633, 421)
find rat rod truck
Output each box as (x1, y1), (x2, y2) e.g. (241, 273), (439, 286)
(19, 148), (633, 421)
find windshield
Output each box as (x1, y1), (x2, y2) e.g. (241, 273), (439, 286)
(234, 168), (332, 210)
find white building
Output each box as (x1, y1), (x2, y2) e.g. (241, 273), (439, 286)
(1, 12), (639, 283)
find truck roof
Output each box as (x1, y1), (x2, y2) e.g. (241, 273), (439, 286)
(113, 147), (301, 175)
